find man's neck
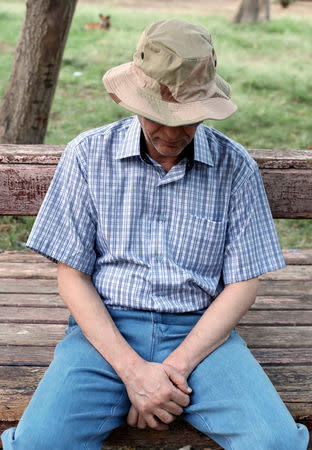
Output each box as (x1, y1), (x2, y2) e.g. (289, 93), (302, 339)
(140, 132), (193, 173)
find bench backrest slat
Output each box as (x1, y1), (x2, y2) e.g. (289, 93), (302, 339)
(1, 145), (312, 218)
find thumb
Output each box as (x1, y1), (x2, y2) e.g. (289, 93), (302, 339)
(162, 363), (192, 394)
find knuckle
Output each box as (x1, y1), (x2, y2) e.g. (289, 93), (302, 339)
(162, 388), (172, 400)
(140, 404), (149, 414)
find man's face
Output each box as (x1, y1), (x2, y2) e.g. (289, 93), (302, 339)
(138, 116), (200, 159)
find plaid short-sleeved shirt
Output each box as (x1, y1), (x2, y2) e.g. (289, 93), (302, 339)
(27, 116), (285, 312)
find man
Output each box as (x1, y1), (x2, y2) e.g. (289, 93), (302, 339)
(1, 18), (309, 450)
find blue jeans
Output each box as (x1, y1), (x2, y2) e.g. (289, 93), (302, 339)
(1, 307), (309, 449)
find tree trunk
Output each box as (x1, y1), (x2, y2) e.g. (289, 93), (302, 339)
(233, 0), (270, 24)
(0, 0), (78, 144)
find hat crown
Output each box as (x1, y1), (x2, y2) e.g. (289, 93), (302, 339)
(102, 18), (237, 126)
(133, 19), (217, 87)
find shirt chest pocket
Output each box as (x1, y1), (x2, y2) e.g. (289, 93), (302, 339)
(167, 213), (226, 276)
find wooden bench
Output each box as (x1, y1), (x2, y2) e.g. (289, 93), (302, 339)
(0, 145), (312, 449)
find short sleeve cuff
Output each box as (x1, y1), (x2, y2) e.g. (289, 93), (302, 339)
(223, 259), (286, 285)
(26, 242), (95, 275)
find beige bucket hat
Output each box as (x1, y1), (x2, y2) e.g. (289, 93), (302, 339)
(103, 18), (237, 126)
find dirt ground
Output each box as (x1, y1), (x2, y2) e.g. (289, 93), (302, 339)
(80, 0), (312, 20)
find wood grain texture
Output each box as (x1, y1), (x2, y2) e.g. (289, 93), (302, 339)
(259, 265), (312, 280)
(2, 306), (312, 326)
(0, 164), (55, 216)
(0, 279), (58, 294)
(252, 348), (312, 365)
(0, 293), (63, 307)
(0, 323), (66, 346)
(261, 168), (312, 218)
(0, 145), (62, 164)
(252, 295), (312, 309)
(105, 419), (222, 447)
(1, 146), (311, 167)
(0, 306), (68, 323)
(240, 310), (312, 325)
(237, 326), (312, 347)
(0, 323), (311, 348)
(248, 149), (312, 169)
(1, 346), (311, 366)
(0, 263), (57, 279)
(0, 346), (55, 366)
(282, 249), (312, 265)
(0, 251), (50, 263)
(258, 280), (312, 296)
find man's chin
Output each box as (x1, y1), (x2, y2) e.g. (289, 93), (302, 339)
(155, 143), (186, 157)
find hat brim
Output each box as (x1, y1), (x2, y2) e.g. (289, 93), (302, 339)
(103, 62), (237, 126)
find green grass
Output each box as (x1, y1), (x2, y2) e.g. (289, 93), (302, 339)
(0, 1), (311, 250)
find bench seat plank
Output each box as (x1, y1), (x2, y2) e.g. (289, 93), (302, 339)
(258, 280), (312, 296)
(1, 346), (312, 367)
(0, 306), (68, 323)
(1, 293), (312, 309)
(0, 346), (55, 366)
(252, 296), (312, 309)
(238, 326), (312, 347)
(2, 306), (312, 326)
(0, 278), (58, 293)
(0, 252), (50, 263)
(0, 293), (64, 307)
(1, 323), (311, 347)
(0, 263), (57, 279)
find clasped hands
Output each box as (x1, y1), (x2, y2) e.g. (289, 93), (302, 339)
(125, 360), (192, 431)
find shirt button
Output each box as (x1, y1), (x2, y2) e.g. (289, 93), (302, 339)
(156, 255), (164, 262)
(158, 214), (166, 221)
(158, 291), (165, 296)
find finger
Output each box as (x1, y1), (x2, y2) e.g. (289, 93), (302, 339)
(162, 400), (183, 416)
(151, 421), (169, 431)
(137, 414), (147, 429)
(170, 386), (191, 408)
(163, 364), (192, 394)
(145, 413), (167, 430)
(154, 408), (176, 425)
(127, 405), (139, 427)
(150, 415), (170, 431)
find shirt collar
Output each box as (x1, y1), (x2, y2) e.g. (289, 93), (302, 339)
(193, 124), (214, 167)
(116, 116), (214, 167)
(115, 116), (142, 160)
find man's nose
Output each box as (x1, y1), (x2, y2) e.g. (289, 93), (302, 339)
(163, 126), (183, 140)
